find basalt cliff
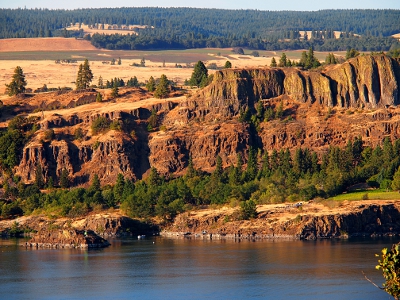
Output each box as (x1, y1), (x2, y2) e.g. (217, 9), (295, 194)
(8, 54), (400, 185)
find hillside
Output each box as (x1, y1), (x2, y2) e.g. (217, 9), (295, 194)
(1, 54), (399, 187)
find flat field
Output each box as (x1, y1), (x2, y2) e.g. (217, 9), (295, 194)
(0, 38), (345, 95)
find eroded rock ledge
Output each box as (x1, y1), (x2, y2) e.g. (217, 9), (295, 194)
(23, 229), (110, 249)
(161, 200), (400, 240)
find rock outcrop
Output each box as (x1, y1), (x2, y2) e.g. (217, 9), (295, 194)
(11, 55), (400, 184)
(162, 201), (400, 240)
(24, 229), (110, 249)
(192, 55), (400, 111)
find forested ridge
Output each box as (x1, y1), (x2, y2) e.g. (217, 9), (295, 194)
(1, 8), (400, 51)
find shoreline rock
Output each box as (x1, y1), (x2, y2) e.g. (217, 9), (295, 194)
(22, 229), (110, 249)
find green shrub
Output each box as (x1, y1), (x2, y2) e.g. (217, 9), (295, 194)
(110, 120), (122, 131)
(91, 116), (111, 135)
(44, 129), (55, 141)
(74, 128), (84, 140)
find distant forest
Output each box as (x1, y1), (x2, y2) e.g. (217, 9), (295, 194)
(1, 8), (400, 51)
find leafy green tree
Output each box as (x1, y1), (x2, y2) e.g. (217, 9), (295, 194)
(76, 59), (93, 89)
(189, 61), (208, 87)
(376, 243), (400, 299)
(240, 199), (257, 220)
(146, 76), (156, 92)
(224, 61), (232, 68)
(5, 66), (27, 96)
(391, 167), (400, 191)
(154, 74), (169, 99)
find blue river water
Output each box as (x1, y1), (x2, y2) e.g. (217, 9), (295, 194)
(0, 236), (398, 299)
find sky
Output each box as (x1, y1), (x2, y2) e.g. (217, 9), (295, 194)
(2, 0), (400, 11)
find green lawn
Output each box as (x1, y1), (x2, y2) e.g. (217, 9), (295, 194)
(330, 189), (400, 201)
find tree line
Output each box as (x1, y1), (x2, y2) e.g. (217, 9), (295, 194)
(1, 8), (400, 51)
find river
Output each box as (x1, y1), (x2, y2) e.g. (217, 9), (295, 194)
(0, 236), (398, 299)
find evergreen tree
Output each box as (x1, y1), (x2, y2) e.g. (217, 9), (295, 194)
(270, 57), (277, 67)
(111, 83), (119, 98)
(146, 76), (156, 92)
(186, 156), (196, 178)
(96, 92), (102, 102)
(189, 61), (208, 87)
(90, 174), (101, 192)
(76, 59), (93, 89)
(98, 76), (104, 88)
(278, 53), (287, 67)
(117, 57), (121, 65)
(59, 168), (70, 188)
(224, 61), (232, 68)
(114, 173), (125, 202)
(392, 167), (400, 191)
(154, 74), (169, 98)
(5, 66), (27, 96)
(35, 164), (44, 189)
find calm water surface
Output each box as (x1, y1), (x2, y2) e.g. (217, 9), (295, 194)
(0, 237), (398, 299)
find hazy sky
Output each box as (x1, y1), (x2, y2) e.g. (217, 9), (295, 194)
(2, 0), (400, 10)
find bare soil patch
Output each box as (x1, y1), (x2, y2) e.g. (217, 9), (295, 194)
(0, 38), (97, 52)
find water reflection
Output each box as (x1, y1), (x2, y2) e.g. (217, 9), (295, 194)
(0, 237), (398, 299)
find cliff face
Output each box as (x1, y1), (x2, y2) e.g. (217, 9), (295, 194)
(163, 201), (400, 240)
(12, 55), (400, 184)
(193, 55), (400, 110)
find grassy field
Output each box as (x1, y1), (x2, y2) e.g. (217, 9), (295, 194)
(330, 189), (400, 201)
(0, 48), (346, 63)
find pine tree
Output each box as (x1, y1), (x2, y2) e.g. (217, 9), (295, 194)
(59, 168), (69, 188)
(189, 61), (208, 87)
(146, 76), (156, 92)
(5, 66), (27, 96)
(96, 92), (102, 102)
(35, 164), (44, 189)
(98, 76), (103, 88)
(76, 59), (93, 90)
(224, 61), (232, 68)
(111, 83), (119, 98)
(270, 57), (277, 67)
(90, 174), (101, 192)
(278, 53), (287, 67)
(154, 74), (169, 99)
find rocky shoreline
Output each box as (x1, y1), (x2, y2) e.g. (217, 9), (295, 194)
(22, 229), (110, 249)
(1, 200), (400, 244)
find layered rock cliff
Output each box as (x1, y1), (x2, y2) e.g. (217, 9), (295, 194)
(191, 54), (400, 113)
(10, 55), (400, 184)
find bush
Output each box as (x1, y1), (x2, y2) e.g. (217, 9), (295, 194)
(110, 120), (122, 131)
(240, 199), (257, 220)
(74, 128), (84, 140)
(91, 116), (111, 135)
